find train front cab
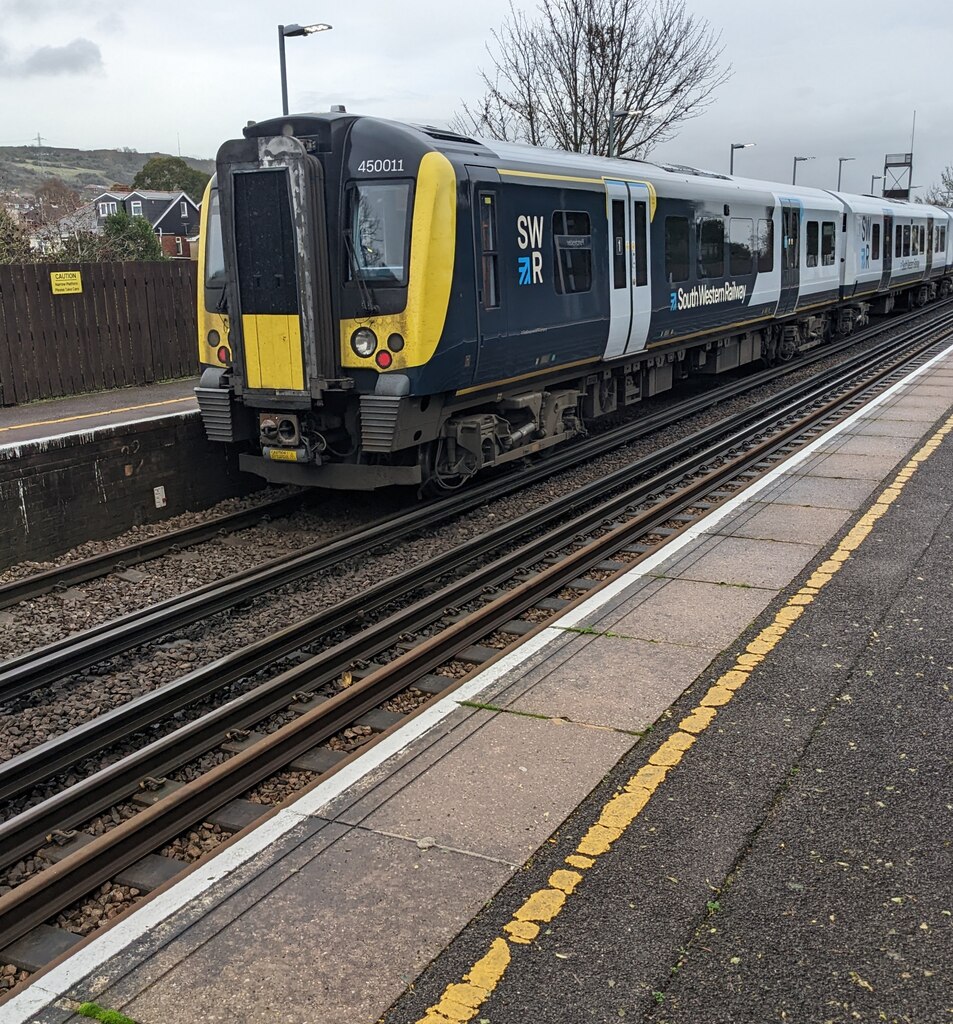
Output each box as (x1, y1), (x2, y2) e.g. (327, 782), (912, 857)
(197, 127), (338, 461)
(197, 176), (229, 369)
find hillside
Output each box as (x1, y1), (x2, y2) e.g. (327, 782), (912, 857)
(0, 146), (214, 194)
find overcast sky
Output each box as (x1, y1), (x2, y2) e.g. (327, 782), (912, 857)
(1, 0), (951, 196)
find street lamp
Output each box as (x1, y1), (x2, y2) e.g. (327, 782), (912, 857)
(870, 174), (883, 195)
(608, 109), (644, 160)
(729, 142), (755, 175)
(792, 155), (815, 185)
(278, 22), (332, 116)
(836, 156), (855, 191)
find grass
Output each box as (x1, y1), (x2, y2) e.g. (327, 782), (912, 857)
(458, 700), (550, 720)
(76, 1003), (138, 1024)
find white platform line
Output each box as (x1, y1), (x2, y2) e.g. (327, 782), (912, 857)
(0, 410), (198, 456)
(3, 341), (951, 1023)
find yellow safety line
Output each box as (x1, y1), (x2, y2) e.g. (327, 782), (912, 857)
(413, 408), (953, 1024)
(0, 395), (195, 434)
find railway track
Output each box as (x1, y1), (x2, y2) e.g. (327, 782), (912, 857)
(0, 491), (312, 610)
(1, 299), (948, 625)
(0, 309), (950, 987)
(2, 299), (951, 706)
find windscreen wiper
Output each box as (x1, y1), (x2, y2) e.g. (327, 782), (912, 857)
(344, 230), (380, 315)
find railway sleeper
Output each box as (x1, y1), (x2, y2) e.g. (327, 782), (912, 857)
(132, 780), (264, 834)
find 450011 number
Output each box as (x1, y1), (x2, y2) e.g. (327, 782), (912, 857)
(357, 158), (404, 173)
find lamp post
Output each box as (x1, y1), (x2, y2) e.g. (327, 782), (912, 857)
(870, 174), (883, 196)
(729, 142), (755, 175)
(792, 155), (815, 185)
(608, 109), (644, 159)
(836, 156), (855, 191)
(278, 22), (332, 116)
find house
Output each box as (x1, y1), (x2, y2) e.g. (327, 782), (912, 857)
(92, 189), (201, 257)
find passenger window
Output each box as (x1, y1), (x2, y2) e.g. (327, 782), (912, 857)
(729, 218), (753, 275)
(821, 221), (836, 267)
(665, 216), (690, 283)
(806, 221), (819, 268)
(912, 226), (919, 256)
(872, 223), (880, 262)
(920, 226), (926, 253)
(478, 192), (499, 309)
(903, 225), (911, 257)
(757, 218), (774, 273)
(552, 210), (592, 295)
(895, 227), (902, 259)
(697, 218), (724, 278)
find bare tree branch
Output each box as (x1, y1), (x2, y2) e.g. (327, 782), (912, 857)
(454, 0), (731, 159)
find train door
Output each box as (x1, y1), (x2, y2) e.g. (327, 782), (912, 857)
(777, 200), (799, 316)
(626, 183), (652, 353)
(468, 168), (507, 363)
(879, 214), (893, 290)
(926, 217), (934, 277)
(604, 180), (631, 359)
(603, 180), (652, 358)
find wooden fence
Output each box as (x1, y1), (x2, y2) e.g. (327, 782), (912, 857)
(0, 261), (198, 407)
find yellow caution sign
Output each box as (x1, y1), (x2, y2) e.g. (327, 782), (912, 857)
(50, 270), (82, 295)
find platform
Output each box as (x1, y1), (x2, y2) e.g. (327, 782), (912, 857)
(5, 341), (953, 1024)
(0, 378), (198, 448)
(0, 378), (254, 568)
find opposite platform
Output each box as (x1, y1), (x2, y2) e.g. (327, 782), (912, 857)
(0, 379), (198, 448)
(4, 342), (953, 1024)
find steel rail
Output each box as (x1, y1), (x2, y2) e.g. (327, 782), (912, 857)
(0, 311), (951, 808)
(0, 492), (310, 610)
(2, 302), (950, 703)
(0, 321), (946, 907)
(0, 323), (945, 953)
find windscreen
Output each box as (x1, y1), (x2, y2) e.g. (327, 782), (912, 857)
(204, 188), (226, 312)
(348, 181), (412, 286)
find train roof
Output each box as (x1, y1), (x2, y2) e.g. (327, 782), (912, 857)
(248, 112), (953, 221)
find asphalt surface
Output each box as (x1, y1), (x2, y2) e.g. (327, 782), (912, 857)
(0, 377), (198, 445)
(384, 417), (953, 1024)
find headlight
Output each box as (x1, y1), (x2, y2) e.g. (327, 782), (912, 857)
(350, 327), (377, 357)
(207, 329), (221, 346)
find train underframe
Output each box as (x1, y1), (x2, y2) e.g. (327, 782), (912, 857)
(206, 278), (952, 491)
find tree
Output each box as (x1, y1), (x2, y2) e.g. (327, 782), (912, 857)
(97, 210), (165, 261)
(921, 167), (953, 208)
(452, 0), (730, 159)
(33, 177), (83, 225)
(132, 156), (209, 203)
(0, 206), (32, 263)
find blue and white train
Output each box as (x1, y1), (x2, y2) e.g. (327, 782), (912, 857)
(197, 111), (953, 489)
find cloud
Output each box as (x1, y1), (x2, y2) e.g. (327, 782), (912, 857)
(0, 36), (103, 76)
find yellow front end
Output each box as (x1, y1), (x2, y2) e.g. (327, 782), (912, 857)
(197, 177), (230, 368)
(339, 151), (457, 372)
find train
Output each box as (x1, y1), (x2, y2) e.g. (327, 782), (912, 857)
(195, 110), (953, 490)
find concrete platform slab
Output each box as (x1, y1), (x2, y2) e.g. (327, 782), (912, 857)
(339, 711), (636, 863)
(859, 401), (950, 422)
(843, 417), (933, 438)
(755, 473), (880, 510)
(502, 633), (716, 731)
(121, 827), (513, 1024)
(658, 534), (816, 589)
(713, 500), (850, 545)
(812, 430), (928, 459)
(788, 450), (903, 479)
(593, 577), (778, 651)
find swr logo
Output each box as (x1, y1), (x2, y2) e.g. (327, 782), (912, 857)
(517, 214), (543, 285)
